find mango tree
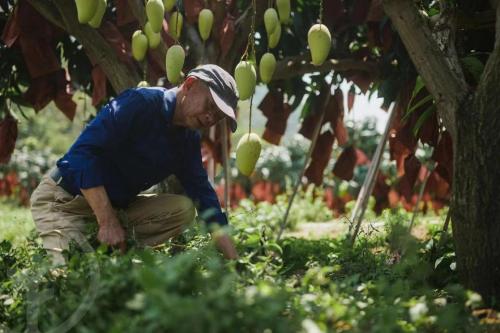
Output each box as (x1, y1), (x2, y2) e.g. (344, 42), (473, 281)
(0, 0), (498, 305)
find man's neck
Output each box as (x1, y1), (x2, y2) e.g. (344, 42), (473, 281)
(172, 88), (184, 126)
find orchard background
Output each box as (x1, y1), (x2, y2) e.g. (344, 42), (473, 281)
(1, 0), (500, 331)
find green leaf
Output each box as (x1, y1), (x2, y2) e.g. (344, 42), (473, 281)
(403, 94), (434, 123)
(412, 105), (436, 137)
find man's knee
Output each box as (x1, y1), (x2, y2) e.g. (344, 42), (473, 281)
(177, 196), (196, 224)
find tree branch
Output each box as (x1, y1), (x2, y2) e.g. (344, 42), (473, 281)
(383, 0), (468, 140)
(30, 0), (140, 93)
(474, 2), (500, 140)
(27, 0), (65, 29)
(272, 54), (379, 81)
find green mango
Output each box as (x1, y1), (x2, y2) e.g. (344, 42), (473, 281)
(236, 133), (262, 176)
(163, 0), (176, 12)
(276, 0), (291, 24)
(259, 53), (276, 84)
(88, 0), (107, 28)
(169, 11), (184, 40)
(308, 24), (331, 66)
(146, 0), (164, 33)
(137, 81), (150, 87)
(264, 8), (279, 35)
(166, 45), (185, 84)
(268, 22), (281, 49)
(144, 22), (161, 49)
(75, 0), (98, 24)
(131, 30), (148, 61)
(198, 8), (214, 41)
(234, 61), (256, 100)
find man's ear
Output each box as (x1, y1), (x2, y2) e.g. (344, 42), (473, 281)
(182, 76), (197, 92)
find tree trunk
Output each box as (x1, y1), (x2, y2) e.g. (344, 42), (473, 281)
(452, 91), (500, 306)
(383, 0), (500, 305)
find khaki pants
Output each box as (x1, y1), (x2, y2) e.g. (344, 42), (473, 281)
(30, 169), (195, 265)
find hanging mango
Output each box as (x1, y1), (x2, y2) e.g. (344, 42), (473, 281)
(234, 61), (257, 100)
(163, 0), (175, 12)
(146, 0), (165, 33)
(144, 22), (161, 49)
(236, 133), (262, 176)
(88, 0), (107, 28)
(276, 0), (291, 24)
(169, 11), (184, 40)
(264, 8), (279, 35)
(259, 53), (276, 84)
(75, 0), (98, 24)
(166, 45), (185, 84)
(131, 30), (148, 61)
(268, 23), (281, 49)
(198, 9), (214, 41)
(308, 24), (331, 66)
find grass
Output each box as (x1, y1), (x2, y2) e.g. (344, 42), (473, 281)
(0, 200), (35, 246)
(2, 199), (497, 333)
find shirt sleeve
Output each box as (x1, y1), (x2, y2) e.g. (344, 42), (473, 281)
(177, 131), (228, 226)
(57, 89), (147, 190)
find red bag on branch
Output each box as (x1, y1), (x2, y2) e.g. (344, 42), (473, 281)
(184, 0), (205, 24)
(399, 153), (422, 202)
(346, 71), (373, 93)
(116, 0), (137, 26)
(326, 89), (349, 145)
(424, 171), (450, 201)
(351, 0), (371, 25)
(262, 128), (282, 145)
(373, 174), (390, 215)
(1, 4), (20, 47)
(347, 90), (355, 112)
(389, 130), (411, 176)
(219, 14), (236, 58)
(24, 69), (77, 120)
(13, 4), (60, 78)
(299, 110), (322, 140)
(0, 114), (18, 164)
(259, 91), (293, 144)
(305, 131), (336, 186)
(91, 66), (107, 106)
(332, 146), (357, 181)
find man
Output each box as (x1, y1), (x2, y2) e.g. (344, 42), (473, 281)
(30, 64), (239, 265)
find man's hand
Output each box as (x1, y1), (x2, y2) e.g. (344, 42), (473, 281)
(213, 231), (238, 260)
(97, 216), (126, 252)
(81, 186), (127, 253)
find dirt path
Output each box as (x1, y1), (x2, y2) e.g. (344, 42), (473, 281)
(285, 218), (442, 240)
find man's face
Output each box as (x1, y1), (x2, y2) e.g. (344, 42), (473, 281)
(180, 78), (225, 130)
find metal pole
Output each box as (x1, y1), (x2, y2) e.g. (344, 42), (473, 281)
(208, 126), (216, 184)
(276, 81), (333, 242)
(221, 119), (230, 211)
(349, 102), (396, 245)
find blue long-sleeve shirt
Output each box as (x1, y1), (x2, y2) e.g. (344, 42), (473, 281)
(56, 87), (227, 226)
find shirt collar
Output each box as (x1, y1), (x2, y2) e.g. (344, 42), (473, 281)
(162, 87), (179, 124)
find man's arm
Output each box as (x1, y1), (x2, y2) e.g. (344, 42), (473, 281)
(81, 186), (126, 251)
(177, 132), (238, 259)
(58, 90), (148, 249)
